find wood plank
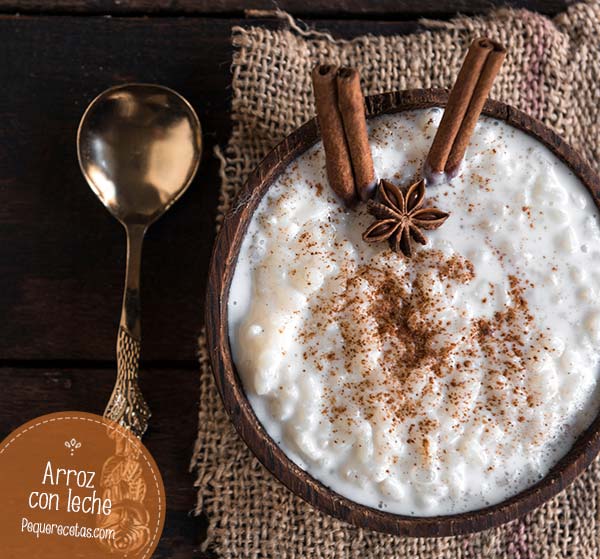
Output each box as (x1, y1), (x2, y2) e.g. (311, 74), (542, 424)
(0, 15), (231, 362)
(0, 0), (575, 16)
(0, 15), (420, 362)
(0, 365), (210, 557)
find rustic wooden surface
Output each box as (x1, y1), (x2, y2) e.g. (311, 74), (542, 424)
(207, 89), (600, 538)
(0, 2), (573, 556)
(0, 0), (575, 16)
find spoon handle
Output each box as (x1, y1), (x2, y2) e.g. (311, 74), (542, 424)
(104, 224), (151, 438)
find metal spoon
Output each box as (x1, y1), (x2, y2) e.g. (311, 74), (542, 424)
(77, 84), (202, 437)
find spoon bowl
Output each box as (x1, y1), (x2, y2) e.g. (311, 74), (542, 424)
(77, 83), (202, 437)
(78, 83), (201, 225)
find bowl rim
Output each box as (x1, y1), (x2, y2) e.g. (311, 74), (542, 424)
(205, 88), (600, 537)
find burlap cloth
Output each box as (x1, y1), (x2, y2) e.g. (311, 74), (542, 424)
(192, 3), (600, 557)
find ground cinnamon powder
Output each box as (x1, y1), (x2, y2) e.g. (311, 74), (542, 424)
(299, 246), (544, 462)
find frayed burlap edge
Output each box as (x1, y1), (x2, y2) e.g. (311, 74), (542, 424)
(192, 4), (600, 558)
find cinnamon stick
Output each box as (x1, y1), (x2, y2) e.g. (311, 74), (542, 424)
(425, 38), (506, 180)
(445, 41), (506, 176)
(311, 65), (357, 206)
(336, 67), (376, 201)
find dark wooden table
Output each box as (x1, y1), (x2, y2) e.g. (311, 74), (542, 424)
(0, 1), (572, 556)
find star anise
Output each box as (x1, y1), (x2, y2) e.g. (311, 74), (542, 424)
(362, 178), (449, 257)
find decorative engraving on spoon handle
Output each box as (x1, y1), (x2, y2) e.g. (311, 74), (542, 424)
(104, 326), (150, 438)
(104, 225), (150, 438)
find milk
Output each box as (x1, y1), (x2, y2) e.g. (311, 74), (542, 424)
(228, 109), (600, 515)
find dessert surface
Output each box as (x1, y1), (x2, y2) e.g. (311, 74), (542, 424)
(228, 109), (600, 515)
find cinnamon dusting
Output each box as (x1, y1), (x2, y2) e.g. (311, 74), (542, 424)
(298, 247), (548, 462)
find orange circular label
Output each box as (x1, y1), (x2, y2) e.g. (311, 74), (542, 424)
(0, 411), (165, 559)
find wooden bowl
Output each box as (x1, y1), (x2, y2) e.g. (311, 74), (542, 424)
(205, 89), (600, 537)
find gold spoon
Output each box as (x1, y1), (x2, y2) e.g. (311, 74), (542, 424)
(77, 84), (202, 438)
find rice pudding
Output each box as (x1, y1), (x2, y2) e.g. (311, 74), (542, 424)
(228, 108), (600, 516)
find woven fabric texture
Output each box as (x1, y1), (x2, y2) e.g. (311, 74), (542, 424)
(192, 4), (600, 557)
